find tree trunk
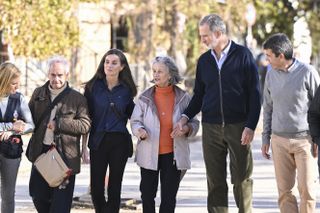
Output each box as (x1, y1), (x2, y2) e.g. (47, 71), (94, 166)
(0, 30), (9, 63)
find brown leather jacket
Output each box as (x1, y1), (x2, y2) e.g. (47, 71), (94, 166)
(27, 81), (91, 174)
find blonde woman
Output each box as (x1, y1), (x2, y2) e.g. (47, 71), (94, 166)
(0, 62), (34, 213)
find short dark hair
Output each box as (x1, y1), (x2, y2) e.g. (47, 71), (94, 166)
(263, 33), (293, 60)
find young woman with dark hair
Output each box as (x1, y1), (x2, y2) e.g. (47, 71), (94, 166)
(84, 49), (137, 213)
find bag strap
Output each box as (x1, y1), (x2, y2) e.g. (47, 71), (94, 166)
(107, 95), (125, 120)
(33, 87), (71, 132)
(54, 133), (69, 165)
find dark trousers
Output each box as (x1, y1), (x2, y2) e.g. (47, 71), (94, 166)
(140, 152), (181, 213)
(29, 166), (75, 213)
(318, 145), (320, 178)
(90, 132), (129, 213)
(202, 122), (253, 213)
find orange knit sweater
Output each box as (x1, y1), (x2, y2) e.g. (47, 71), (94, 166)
(154, 85), (175, 154)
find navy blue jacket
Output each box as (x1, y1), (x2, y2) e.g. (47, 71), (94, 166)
(0, 93), (22, 122)
(84, 79), (134, 150)
(184, 41), (261, 130)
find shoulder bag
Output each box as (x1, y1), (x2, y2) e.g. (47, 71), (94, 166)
(34, 134), (72, 187)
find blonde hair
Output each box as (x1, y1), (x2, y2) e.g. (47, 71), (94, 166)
(0, 62), (21, 97)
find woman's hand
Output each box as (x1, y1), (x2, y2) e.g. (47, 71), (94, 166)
(137, 128), (148, 140)
(12, 120), (26, 133)
(0, 131), (13, 141)
(82, 147), (90, 164)
(47, 120), (56, 131)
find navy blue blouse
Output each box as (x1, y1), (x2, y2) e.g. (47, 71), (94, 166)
(84, 79), (134, 150)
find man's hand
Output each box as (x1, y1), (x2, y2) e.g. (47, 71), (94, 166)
(261, 143), (271, 159)
(0, 131), (13, 141)
(82, 147), (90, 164)
(137, 128), (148, 140)
(47, 120), (56, 131)
(177, 117), (188, 130)
(171, 116), (188, 137)
(312, 143), (318, 158)
(241, 127), (254, 145)
(170, 124), (190, 138)
(81, 134), (90, 164)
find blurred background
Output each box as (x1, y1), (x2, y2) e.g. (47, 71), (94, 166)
(0, 0), (319, 96)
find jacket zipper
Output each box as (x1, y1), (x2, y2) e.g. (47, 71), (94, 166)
(216, 41), (236, 127)
(218, 69), (225, 127)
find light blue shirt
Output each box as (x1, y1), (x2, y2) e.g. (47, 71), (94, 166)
(0, 94), (34, 133)
(211, 40), (231, 70)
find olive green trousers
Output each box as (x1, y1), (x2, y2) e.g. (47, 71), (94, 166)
(202, 122), (253, 213)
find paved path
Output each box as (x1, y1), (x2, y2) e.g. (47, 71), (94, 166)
(14, 130), (320, 212)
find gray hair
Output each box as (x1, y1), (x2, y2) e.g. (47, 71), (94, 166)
(199, 14), (227, 34)
(151, 56), (183, 85)
(47, 55), (69, 74)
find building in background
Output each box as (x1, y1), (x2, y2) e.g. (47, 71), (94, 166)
(293, 17), (312, 64)
(75, 2), (112, 85)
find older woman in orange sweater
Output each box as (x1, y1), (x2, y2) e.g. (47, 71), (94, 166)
(130, 56), (199, 213)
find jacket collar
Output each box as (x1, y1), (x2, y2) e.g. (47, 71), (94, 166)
(39, 81), (70, 101)
(139, 85), (187, 106)
(203, 41), (240, 70)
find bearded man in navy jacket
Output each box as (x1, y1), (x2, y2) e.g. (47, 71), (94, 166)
(173, 14), (261, 213)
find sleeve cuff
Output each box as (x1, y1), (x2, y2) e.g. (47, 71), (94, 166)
(181, 114), (190, 120)
(5, 123), (13, 131)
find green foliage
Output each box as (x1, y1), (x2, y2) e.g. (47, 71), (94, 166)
(79, 0), (101, 2)
(119, 0), (250, 76)
(0, 0), (79, 59)
(253, 0), (320, 58)
(298, 0), (320, 56)
(253, 0), (297, 45)
(2, 0), (318, 74)
(112, 0), (320, 71)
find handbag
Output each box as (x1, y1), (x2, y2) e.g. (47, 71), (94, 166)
(0, 135), (23, 159)
(34, 144), (72, 187)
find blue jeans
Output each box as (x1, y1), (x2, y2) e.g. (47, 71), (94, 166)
(0, 154), (21, 213)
